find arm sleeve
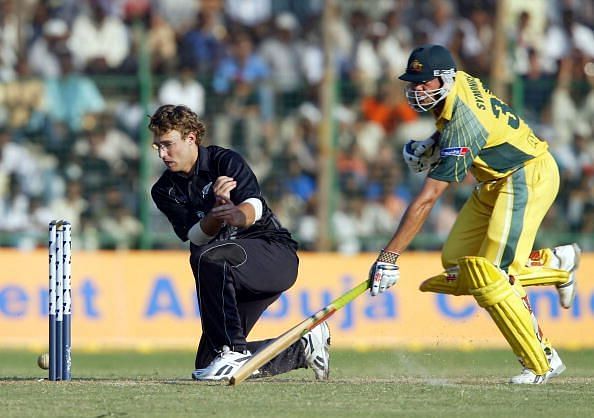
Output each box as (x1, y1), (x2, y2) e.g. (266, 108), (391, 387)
(215, 149), (263, 206)
(429, 101), (488, 183)
(151, 183), (198, 242)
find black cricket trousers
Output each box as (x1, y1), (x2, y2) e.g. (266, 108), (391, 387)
(190, 238), (307, 375)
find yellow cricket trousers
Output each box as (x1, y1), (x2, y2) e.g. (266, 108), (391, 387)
(441, 152), (559, 276)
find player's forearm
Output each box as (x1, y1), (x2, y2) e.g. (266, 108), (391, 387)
(200, 213), (224, 236)
(384, 196), (436, 253)
(236, 202), (256, 227)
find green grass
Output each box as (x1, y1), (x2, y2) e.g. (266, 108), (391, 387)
(1, 349), (593, 418)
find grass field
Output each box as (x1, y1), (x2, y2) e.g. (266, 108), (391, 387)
(1, 349), (593, 417)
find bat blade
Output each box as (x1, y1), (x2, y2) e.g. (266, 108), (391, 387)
(229, 279), (369, 386)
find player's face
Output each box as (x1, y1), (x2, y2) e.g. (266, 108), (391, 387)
(410, 78), (441, 103)
(405, 78), (447, 112)
(153, 129), (198, 175)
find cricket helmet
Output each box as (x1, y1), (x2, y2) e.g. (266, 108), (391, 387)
(399, 44), (457, 112)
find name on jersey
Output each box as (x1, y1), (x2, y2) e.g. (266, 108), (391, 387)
(465, 74), (486, 110)
(440, 147), (470, 157)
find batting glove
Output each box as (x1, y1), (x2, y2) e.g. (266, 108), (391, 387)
(369, 250), (401, 296)
(402, 138), (440, 173)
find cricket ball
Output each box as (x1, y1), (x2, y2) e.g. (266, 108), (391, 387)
(37, 353), (50, 370)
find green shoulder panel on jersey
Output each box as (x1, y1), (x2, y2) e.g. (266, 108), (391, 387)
(479, 143), (534, 172)
(429, 98), (488, 183)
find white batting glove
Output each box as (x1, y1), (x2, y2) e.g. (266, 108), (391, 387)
(369, 250), (401, 296)
(369, 262), (400, 296)
(402, 138), (440, 173)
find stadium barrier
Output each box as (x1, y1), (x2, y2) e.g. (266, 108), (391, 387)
(1, 250), (592, 350)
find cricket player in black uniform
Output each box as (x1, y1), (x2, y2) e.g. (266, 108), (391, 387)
(149, 104), (330, 381)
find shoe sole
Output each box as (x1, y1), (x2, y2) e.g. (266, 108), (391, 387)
(314, 323), (331, 380)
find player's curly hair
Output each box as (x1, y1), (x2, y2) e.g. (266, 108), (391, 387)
(148, 105), (206, 145)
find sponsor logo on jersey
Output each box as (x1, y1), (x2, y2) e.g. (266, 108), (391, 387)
(440, 147), (470, 157)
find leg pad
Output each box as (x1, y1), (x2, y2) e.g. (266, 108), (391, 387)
(459, 256), (549, 375)
(419, 267), (471, 295)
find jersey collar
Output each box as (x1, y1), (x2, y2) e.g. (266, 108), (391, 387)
(434, 71), (460, 123)
(196, 145), (210, 174)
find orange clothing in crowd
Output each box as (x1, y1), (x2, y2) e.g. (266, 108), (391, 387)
(361, 96), (418, 134)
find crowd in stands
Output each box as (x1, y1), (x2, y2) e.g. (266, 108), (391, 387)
(0, 0), (593, 252)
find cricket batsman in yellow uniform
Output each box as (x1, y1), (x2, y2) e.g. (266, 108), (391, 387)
(368, 44), (581, 384)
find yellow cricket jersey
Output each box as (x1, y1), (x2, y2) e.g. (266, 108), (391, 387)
(429, 71), (549, 183)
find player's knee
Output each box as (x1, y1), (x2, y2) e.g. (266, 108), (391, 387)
(191, 243), (247, 269)
(440, 241), (461, 269)
(419, 266), (472, 295)
(458, 256), (511, 307)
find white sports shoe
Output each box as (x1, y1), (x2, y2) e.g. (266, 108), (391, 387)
(509, 348), (566, 384)
(553, 243), (581, 309)
(301, 322), (331, 380)
(191, 346), (252, 381)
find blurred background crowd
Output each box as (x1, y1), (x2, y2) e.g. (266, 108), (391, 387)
(0, 0), (593, 252)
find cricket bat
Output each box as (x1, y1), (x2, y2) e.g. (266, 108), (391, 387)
(229, 279), (370, 386)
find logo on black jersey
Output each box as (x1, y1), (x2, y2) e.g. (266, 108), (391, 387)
(168, 187), (188, 204)
(202, 182), (212, 199)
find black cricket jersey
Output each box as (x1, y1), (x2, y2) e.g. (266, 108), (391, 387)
(151, 145), (298, 249)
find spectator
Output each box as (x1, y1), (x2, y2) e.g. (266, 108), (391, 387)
(352, 22), (389, 95)
(259, 12), (304, 116)
(68, 0), (130, 73)
(212, 32), (270, 100)
(178, 10), (226, 78)
(154, 0), (200, 35)
(73, 128), (113, 203)
(519, 47), (556, 127)
(541, 8), (594, 73)
(44, 46), (106, 132)
(225, 0), (271, 27)
(416, 0), (458, 47)
(332, 195), (365, 254)
(0, 126), (40, 195)
(97, 186), (142, 250)
(212, 32), (272, 152)
(298, 22), (324, 92)
(0, 0), (18, 82)
(284, 156), (316, 204)
(0, 173), (30, 239)
(50, 180), (88, 232)
(146, 9), (178, 74)
(73, 113), (139, 177)
(28, 19), (71, 79)
(18, 196), (53, 250)
(158, 63), (205, 116)
(0, 57), (46, 132)
(361, 82), (419, 136)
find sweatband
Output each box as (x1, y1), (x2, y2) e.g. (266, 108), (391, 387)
(242, 198), (263, 224)
(187, 221), (214, 245)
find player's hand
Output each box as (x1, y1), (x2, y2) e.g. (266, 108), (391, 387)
(368, 261), (400, 296)
(210, 197), (246, 227)
(213, 176), (237, 206)
(403, 138), (440, 173)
